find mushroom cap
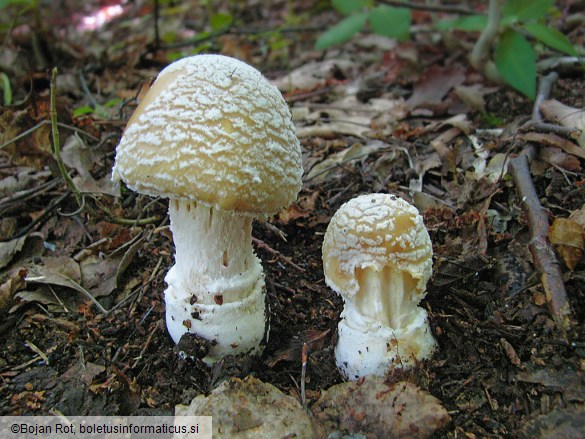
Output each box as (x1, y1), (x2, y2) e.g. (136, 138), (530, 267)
(322, 193), (433, 299)
(112, 54), (302, 215)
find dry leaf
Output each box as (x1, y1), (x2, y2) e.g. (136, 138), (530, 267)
(549, 218), (584, 270)
(539, 146), (581, 172)
(540, 99), (585, 130)
(407, 64), (465, 111)
(0, 268), (27, 313)
(61, 362), (105, 386)
(312, 377), (450, 438)
(273, 59), (357, 92)
(501, 338), (523, 369)
(517, 407), (585, 439)
(306, 141), (386, 183)
(278, 204), (309, 224)
(569, 206), (585, 227)
(515, 369), (585, 403)
(519, 132), (585, 160)
(453, 84), (498, 113)
(267, 329), (330, 367)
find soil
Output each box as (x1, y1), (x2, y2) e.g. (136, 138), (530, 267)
(1, 1), (584, 438)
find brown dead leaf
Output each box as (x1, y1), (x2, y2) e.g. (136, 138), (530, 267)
(501, 338), (523, 369)
(517, 406), (585, 439)
(540, 99), (585, 130)
(312, 377), (450, 438)
(406, 64), (465, 112)
(569, 206), (585, 227)
(61, 362), (106, 386)
(515, 368), (585, 403)
(453, 84), (498, 113)
(0, 268), (27, 313)
(278, 204), (309, 224)
(538, 146), (582, 172)
(519, 132), (585, 160)
(306, 141), (386, 183)
(267, 329), (330, 367)
(549, 218), (584, 270)
(273, 59), (357, 92)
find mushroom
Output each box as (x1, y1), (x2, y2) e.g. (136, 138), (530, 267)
(112, 54), (302, 364)
(322, 193), (436, 379)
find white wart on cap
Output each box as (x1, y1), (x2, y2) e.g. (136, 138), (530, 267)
(113, 54), (303, 364)
(322, 193), (436, 379)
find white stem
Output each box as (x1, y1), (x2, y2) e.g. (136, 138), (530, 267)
(163, 199), (267, 362)
(166, 199), (261, 305)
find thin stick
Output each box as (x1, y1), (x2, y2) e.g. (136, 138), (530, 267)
(378, 0), (474, 15)
(508, 152), (571, 329)
(252, 237), (305, 272)
(50, 68), (83, 208)
(0, 120), (99, 150)
(300, 342), (308, 408)
(508, 72), (572, 329)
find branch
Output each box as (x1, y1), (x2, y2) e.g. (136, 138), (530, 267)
(378, 0), (474, 15)
(508, 72), (572, 330)
(508, 152), (571, 329)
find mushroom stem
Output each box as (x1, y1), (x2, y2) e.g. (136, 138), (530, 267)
(166, 199), (262, 305)
(164, 199), (267, 363)
(354, 266), (419, 329)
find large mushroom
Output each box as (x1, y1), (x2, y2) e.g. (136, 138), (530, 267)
(112, 54), (302, 364)
(322, 193), (436, 379)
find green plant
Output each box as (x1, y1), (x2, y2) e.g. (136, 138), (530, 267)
(316, 0), (410, 49)
(316, 0), (579, 99)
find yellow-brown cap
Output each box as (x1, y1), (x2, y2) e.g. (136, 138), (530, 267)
(112, 55), (302, 215)
(322, 193), (433, 300)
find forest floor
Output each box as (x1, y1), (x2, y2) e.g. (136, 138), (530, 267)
(1, 1), (584, 437)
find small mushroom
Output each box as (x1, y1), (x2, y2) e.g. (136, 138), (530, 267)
(112, 55), (302, 364)
(322, 193), (436, 379)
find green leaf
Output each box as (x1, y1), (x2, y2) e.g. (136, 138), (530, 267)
(503, 0), (554, 21)
(104, 98), (123, 108)
(73, 106), (95, 117)
(369, 5), (411, 41)
(332, 0), (368, 16)
(522, 23), (578, 56)
(436, 14), (487, 31)
(210, 13), (233, 31)
(0, 73), (11, 106)
(494, 29), (536, 99)
(315, 12), (368, 49)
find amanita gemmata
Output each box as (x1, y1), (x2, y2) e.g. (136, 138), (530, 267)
(113, 54), (302, 364)
(322, 193), (436, 379)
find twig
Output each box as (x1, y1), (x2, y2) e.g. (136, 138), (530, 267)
(252, 237), (305, 272)
(132, 320), (161, 369)
(522, 121), (580, 138)
(50, 68), (83, 208)
(6, 190), (70, 240)
(300, 342), (308, 408)
(508, 72), (572, 330)
(508, 152), (571, 329)
(0, 121), (99, 150)
(378, 0), (474, 15)
(532, 72), (558, 122)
